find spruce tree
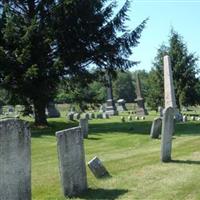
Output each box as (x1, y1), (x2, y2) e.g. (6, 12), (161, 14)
(0, 0), (147, 125)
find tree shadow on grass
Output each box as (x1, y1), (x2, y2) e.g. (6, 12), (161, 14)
(171, 159), (200, 165)
(90, 121), (152, 136)
(79, 188), (128, 200)
(175, 123), (200, 136)
(31, 120), (79, 138)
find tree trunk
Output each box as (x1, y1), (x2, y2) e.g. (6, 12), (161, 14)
(33, 100), (48, 126)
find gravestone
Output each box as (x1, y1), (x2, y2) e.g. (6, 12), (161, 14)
(56, 127), (87, 197)
(102, 112), (109, 119)
(117, 99), (127, 112)
(0, 119), (31, 200)
(128, 115), (132, 121)
(99, 105), (106, 113)
(121, 116), (125, 122)
(163, 55), (181, 120)
(150, 117), (162, 139)
(89, 113), (95, 119)
(88, 157), (110, 178)
(161, 107), (174, 162)
(96, 113), (103, 119)
(134, 73), (148, 116)
(191, 116), (195, 121)
(79, 119), (88, 138)
(67, 113), (74, 121)
(182, 115), (187, 122)
(105, 74), (118, 116)
(46, 102), (60, 118)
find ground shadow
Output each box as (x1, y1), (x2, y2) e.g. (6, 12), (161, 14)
(175, 122), (200, 136)
(171, 159), (200, 165)
(78, 188), (128, 200)
(31, 121), (79, 138)
(89, 121), (152, 136)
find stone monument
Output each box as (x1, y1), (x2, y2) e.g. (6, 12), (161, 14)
(134, 73), (148, 116)
(79, 118), (88, 138)
(163, 55), (181, 120)
(46, 102), (60, 118)
(56, 127), (87, 197)
(0, 119), (31, 200)
(161, 107), (174, 162)
(105, 73), (118, 116)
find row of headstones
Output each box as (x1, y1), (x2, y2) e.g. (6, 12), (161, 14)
(150, 113), (199, 139)
(68, 112), (109, 121)
(121, 115), (145, 122)
(0, 118), (110, 199)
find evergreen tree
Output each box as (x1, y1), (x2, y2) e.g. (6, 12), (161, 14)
(147, 30), (199, 110)
(0, 0), (147, 125)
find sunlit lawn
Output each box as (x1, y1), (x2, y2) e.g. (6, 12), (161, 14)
(31, 110), (200, 200)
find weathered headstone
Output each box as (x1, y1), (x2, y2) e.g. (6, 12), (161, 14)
(0, 119), (31, 200)
(56, 127), (87, 197)
(191, 116), (195, 121)
(46, 102), (60, 118)
(121, 116), (125, 122)
(79, 118), (88, 138)
(83, 113), (89, 120)
(88, 157), (110, 178)
(117, 99), (127, 112)
(135, 116), (139, 120)
(163, 55), (181, 120)
(89, 113), (95, 119)
(150, 117), (162, 139)
(134, 73), (148, 116)
(161, 107), (174, 162)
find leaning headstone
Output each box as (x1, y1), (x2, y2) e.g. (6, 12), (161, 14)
(88, 156), (110, 178)
(0, 119), (31, 200)
(150, 117), (162, 139)
(79, 119), (88, 138)
(161, 107), (174, 162)
(56, 127), (87, 197)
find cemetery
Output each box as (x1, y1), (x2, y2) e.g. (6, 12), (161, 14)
(0, 0), (200, 200)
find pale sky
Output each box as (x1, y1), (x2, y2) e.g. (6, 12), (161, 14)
(119, 0), (200, 71)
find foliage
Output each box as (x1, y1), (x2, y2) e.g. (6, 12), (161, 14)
(0, 0), (147, 125)
(147, 30), (200, 110)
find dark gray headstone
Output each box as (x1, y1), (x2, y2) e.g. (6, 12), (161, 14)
(74, 113), (81, 120)
(161, 107), (174, 162)
(88, 157), (110, 178)
(150, 117), (162, 139)
(79, 118), (88, 138)
(56, 127), (87, 197)
(46, 102), (60, 118)
(0, 119), (31, 200)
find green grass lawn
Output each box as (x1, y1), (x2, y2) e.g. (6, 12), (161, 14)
(31, 112), (200, 200)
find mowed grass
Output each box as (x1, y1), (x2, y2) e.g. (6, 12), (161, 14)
(31, 112), (200, 200)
